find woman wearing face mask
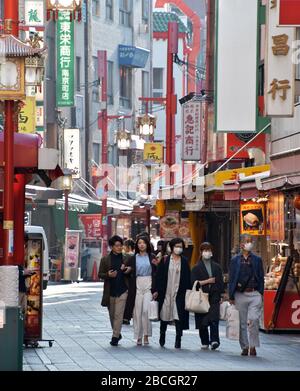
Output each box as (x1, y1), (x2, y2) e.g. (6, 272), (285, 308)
(191, 242), (224, 350)
(153, 238), (191, 349)
(126, 236), (157, 345)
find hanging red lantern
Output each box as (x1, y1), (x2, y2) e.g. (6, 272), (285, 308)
(294, 195), (300, 210)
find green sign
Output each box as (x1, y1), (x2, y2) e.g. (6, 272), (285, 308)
(56, 11), (74, 107)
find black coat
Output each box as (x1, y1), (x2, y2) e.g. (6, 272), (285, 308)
(155, 255), (191, 330)
(191, 259), (224, 328)
(123, 253), (157, 321)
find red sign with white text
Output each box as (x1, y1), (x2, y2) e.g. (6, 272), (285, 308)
(263, 290), (300, 330)
(78, 214), (102, 239)
(279, 0), (300, 26)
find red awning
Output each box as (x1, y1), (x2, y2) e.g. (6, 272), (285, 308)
(240, 181), (259, 200)
(0, 132), (38, 168)
(223, 182), (240, 201)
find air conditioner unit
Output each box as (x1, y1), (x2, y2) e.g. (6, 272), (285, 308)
(139, 23), (149, 34)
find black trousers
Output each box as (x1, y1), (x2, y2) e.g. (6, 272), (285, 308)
(199, 320), (220, 346)
(160, 320), (182, 337)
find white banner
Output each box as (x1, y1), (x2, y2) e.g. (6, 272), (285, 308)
(25, 0), (45, 27)
(215, 0), (258, 132)
(182, 100), (201, 161)
(264, 0), (296, 117)
(64, 128), (81, 178)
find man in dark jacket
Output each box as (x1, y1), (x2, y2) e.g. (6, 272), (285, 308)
(98, 235), (132, 346)
(229, 234), (265, 357)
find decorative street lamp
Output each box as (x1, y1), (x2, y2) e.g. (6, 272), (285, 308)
(61, 170), (73, 230)
(136, 113), (156, 137)
(46, 0), (82, 10)
(116, 129), (131, 150)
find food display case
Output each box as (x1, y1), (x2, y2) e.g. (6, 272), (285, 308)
(261, 255), (300, 331)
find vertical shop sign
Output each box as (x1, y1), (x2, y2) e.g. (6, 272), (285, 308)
(265, 0), (296, 116)
(182, 100), (201, 161)
(64, 128), (81, 177)
(57, 11), (74, 107)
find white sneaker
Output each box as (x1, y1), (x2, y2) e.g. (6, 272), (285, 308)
(211, 342), (220, 350)
(201, 345), (209, 350)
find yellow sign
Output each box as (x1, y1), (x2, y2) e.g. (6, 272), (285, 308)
(18, 97), (36, 133)
(143, 143), (163, 164)
(205, 165), (270, 189)
(240, 201), (265, 236)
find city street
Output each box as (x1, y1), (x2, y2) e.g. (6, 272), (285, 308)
(23, 282), (300, 372)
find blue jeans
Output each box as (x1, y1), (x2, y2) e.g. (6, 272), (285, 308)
(199, 320), (220, 346)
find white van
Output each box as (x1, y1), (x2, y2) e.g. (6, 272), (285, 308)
(24, 225), (50, 290)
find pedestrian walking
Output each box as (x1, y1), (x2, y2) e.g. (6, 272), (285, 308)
(154, 238), (191, 349)
(228, 234), (265, 356)
(191, 242), (225, 350)
(126, 237), (157, 345)
(122, 239), (136, 325)
(98, 235), (132, 346)
(123, 239), (135, 257)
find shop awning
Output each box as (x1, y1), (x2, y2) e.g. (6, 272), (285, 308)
(223, 181), (240, 201)
(26, 184), (63, 201)
(0, 133), (38, 168)
(261, 173), (300, 191)
(240, 181), (259, 200)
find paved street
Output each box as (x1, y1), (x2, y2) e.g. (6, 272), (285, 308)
(22, 282), (300, 371)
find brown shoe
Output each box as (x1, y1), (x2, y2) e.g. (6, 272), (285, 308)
(241, 348), (249, 356)
(249, 347), (257, 356)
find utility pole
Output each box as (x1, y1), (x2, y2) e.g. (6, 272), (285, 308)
(98, 50), (109, 256)
(3, 0), (18, 265)
(166, 21), (178, 186)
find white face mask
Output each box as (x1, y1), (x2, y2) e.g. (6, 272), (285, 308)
(202, 251), (212, 260)
(244, 242), (254, 252)
(173, 247), (183, 255)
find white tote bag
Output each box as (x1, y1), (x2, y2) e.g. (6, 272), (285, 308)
(220, 301), (230, 320)
(226, 305), (240, 340)
(148, 300), (159, 321)
(185, 281), (210, 314)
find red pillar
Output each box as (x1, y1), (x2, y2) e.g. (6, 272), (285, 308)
(98, 50), (108, 256)
(14, 174), (25, 266)
(3, 0), (19, 265)
(166, 22), (178, 186)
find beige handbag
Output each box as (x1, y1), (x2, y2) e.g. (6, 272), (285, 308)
(185, 281), (210, 314)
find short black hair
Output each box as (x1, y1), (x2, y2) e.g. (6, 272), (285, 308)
(200, 242), (213, 252)
(108, 235), (123, 247)
(124, 239), (135, 251)
(135, 236), (152, 255)
(169, 238), (185, 252)
(136, 231), (150, 239)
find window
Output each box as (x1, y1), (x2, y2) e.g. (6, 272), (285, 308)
(93, 143), (100, 165)
(92, 0), (100, 17)
(106, 0), (113, 21)
(153, 68), (164, 99)
(119, 0), (132, 27)
(92, 56), (99, 102)
(142, 0), (149, 24)
(76, 56), (81, 92)
(119, 66), (132, 108)
(107, 61), (114, 105)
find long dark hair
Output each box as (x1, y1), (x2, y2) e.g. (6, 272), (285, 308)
(135, 236), (152, 256)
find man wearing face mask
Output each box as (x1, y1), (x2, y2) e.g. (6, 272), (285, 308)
(191, 242), (224, 350)
(228, 234), (265, 357)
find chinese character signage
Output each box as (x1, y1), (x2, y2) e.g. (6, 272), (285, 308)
(78, 214), (102, 239)
(18, 97), (36, 133)
(278, 0), (300, 26)
(25, 0), (44, 27)
(265, 0), (296, 117)
(64, 128), (80, 177)
(143, 143), (163, 165)
(240, 201), (266, 236)
(57, 11), (74, 107)
(215, 0), (258, 132)
(182, 101), (201, 161)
